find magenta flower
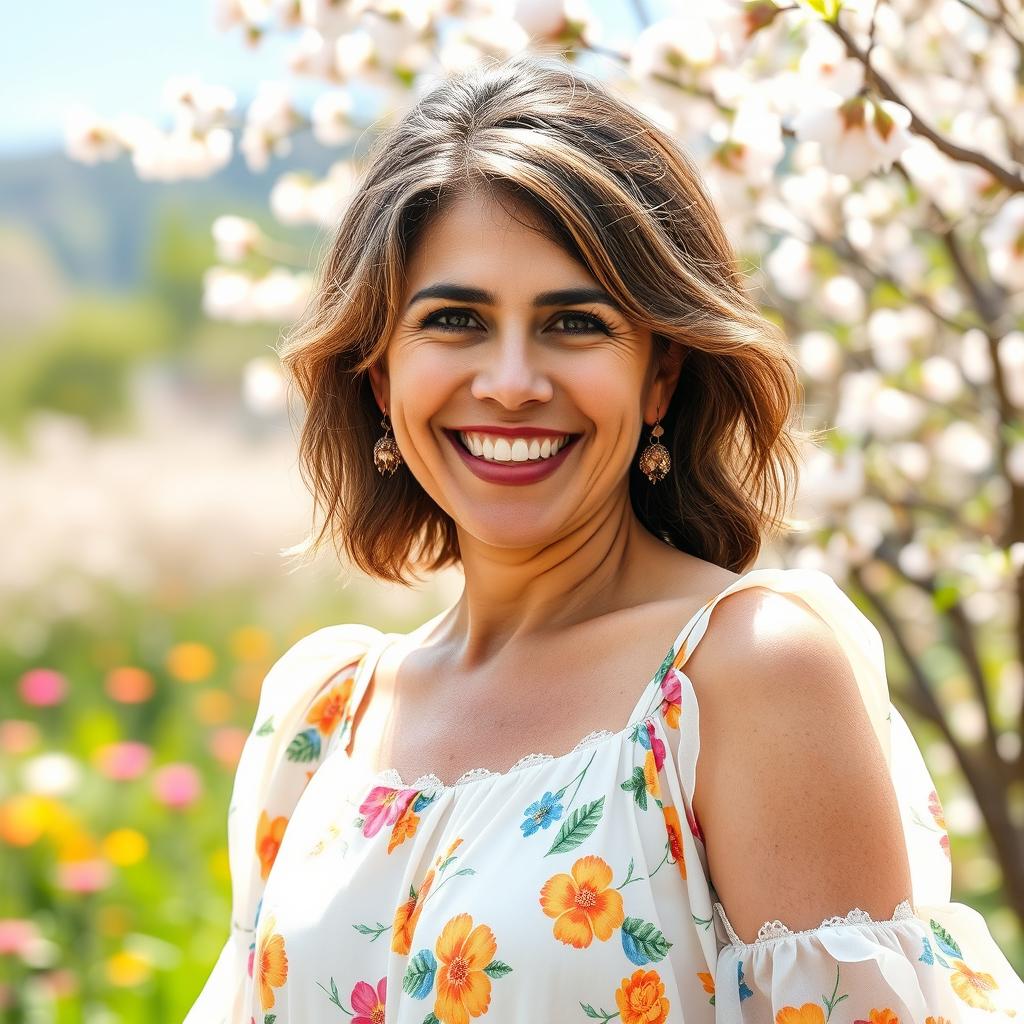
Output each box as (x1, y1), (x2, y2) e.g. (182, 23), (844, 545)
(152, 763), (202, 809)
(351, 976), (386, 1024)
(358, 786), (417, 838)
(94, 741), (152, 781)
(660, 668), (682, 709)
(18, 669), (67, 707)
(645, 720), (666, 772)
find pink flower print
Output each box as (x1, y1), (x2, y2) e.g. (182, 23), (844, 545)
(928, 788), (952, 862)
(645, 721), (666, 772)
(660, 669), (682, 729)
(351, 976), (386, 1024)
(359, 786), (418, 838)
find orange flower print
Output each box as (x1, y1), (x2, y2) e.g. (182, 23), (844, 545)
(434, 913), (498, 1024)
(615, 968), (670, 1024)
(256, 811), (288, 881)
(643, 749), (661, 800)
(254, 912), (288, 1011)
(925, 1018), (952, 1023)
(392, 867), (435, 955)
(307, 677), (352, 735)
(662, 805), (686, 880)
(388, 802), (420, 854)
(949, 958), (998, 1011)
(854, 1011), (900, 1023)
(539, 854), (625, 948)
(775, 1006), (825, 1024)
(697, 971), (715, 996)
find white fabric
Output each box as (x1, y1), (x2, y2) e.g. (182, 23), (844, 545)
(183, 567), (1024, 1023)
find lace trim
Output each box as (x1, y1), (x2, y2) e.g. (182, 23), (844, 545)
(713, 898), (917, 948)
(373, 728), (620, 791)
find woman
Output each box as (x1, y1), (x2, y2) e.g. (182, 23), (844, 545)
(184, 53), (1024, 1023)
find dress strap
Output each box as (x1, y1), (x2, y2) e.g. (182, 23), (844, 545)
(341, 630), (399, 757)
(669, 567), (779, 675)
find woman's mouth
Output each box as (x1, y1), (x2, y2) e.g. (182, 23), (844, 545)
(442, 429), (582, 486)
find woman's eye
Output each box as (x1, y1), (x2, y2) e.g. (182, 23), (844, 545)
(417, 308), (612, 335)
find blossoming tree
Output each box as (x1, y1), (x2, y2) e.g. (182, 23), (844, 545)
(66, 0), (1024, 936)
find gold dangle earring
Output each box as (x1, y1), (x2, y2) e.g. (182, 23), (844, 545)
(638, 409), (671, 483)
(373, 408), (403, 476)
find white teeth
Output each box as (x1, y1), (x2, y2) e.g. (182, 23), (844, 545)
(458, 432), (572, 463)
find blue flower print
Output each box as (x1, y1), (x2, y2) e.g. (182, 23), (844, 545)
(520, 791), (564, 837)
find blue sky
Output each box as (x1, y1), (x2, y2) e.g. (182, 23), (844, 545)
(2, 0), (652, 157)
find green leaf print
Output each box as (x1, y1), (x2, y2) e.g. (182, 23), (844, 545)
(620, 917), (673, 964)
(264, 1015), (277, 1024)
(421, 1015), (441, 1024)
(929, 919), (963, 959)
(255, 716), (275, 735)
(545, 797), (606, 856)
(483, 959), (513, 978)
(654, 643), (677, 686)
(620, 766), (649, 811)
(579, 1001), (617, 1021)
(286, 727), (322, 762)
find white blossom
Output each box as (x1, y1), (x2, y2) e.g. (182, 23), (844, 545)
(793, 95), (912, 180)
(212, 216), (264, 263)
(982, 195), (1024, 291)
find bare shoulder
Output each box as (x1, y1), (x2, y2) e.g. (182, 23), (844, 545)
(684, 584), (912, 944)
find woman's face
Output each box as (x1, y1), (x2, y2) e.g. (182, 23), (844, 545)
(369, 190), (682, 548)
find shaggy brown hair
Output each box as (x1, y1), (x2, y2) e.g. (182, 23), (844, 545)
(277, 51), (811, 586)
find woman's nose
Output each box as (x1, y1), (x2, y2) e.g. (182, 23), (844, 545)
(468, 335), (554, 408)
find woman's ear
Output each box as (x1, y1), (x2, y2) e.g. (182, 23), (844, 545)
(647, 340), (687, 422)
(367, 360), (389, 415)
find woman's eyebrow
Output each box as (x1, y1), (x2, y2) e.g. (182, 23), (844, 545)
(406, 283), (621, 310)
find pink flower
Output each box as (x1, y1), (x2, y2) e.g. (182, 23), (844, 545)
(18, 669), (67, 707)
(93, 741), (152, 781)
(645, 720), (666, 772)
(209, 727), (248, 768)
(0, 919), (39, 956)
(358, 786), (417, 838)
(152, 763), (202, 809)
(351, 976), (386, 1024)
(56, 859), (112, 893)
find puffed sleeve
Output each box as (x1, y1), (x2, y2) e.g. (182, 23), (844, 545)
(182, 623), (380, 1024)
(661, 566), (1024, 1023)
(713, 897), (1024, 1021)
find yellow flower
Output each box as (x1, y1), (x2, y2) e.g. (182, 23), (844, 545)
(615, 968), (670, 1024)
(775, 1006), (825, 1024)
(102, 828), (148, 866)
(165, 642), (216, 683)
(539, 854), (625, 948)
(106, 949), (152, 987)
(434, 913), (497, 1024)
(949, 959), (998, 1011)
(255, 913), (288, 1011)
(229, 625), (273, 662)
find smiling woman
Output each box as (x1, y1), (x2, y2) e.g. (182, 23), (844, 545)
(183, 52), (1024, 1024)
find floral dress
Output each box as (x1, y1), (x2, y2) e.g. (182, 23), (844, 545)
(183, 566), (1024, 1024)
